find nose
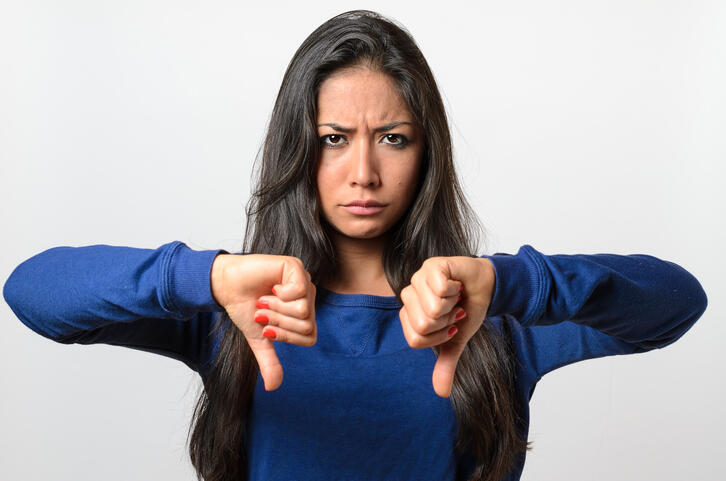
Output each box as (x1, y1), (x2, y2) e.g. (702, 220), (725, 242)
(349, 137), (379, 188)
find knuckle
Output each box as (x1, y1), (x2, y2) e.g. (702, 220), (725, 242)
(295, 301), (310, 319)
(408, 333), (425, 349)
(431, 283), (448, 299)
(401, 285), (413, 303)
(413, 316), (429, 335)
(301, 321), (315, 336)
(423, 256), (441, 268)
(421, 302), (435, 319)
(425, 298), (445, 319)
(438, 297), (448, 316)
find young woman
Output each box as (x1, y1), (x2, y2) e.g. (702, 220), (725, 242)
(3, 9), (708, 481)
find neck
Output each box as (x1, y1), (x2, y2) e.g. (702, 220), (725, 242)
(325, 231), (394, 296)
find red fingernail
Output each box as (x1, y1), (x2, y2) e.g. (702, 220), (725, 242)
(263, 329), (276, 339)
(448, 325), (458, 336)
(459, 284), (464, 292)
(456, 294), (462, 303)
(256, 299), (269, 309)
(271, 286), (277, 295)
(455, 310), (466, 321)
(254, 315), (269, 324)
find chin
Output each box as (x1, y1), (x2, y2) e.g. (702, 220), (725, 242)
(341, 228), (385, 239)
(334, 222), (388, 240)
(322, 215), (396, 241)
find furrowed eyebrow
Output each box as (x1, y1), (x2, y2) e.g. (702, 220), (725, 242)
(317, 121), (412, 133)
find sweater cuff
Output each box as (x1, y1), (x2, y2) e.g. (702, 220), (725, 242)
(166, 242), (229, 315)
(480, 245), (545, 325)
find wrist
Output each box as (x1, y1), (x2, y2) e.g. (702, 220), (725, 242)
(165, 242), (229, 315)
(210, 253), (233, 309)
(478, 257), (496, 307)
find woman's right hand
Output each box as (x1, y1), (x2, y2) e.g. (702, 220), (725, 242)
(210, 253), (317, 391)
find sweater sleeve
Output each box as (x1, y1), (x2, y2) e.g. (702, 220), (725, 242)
(3, 240), (229, 376)
(481, 245), (708, 380)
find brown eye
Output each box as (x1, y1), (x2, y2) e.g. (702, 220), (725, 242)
(320, 134), (347, 148)
(382, 134), (409, 148)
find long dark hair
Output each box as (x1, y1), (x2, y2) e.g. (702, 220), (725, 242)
(188, 10), (531, 481)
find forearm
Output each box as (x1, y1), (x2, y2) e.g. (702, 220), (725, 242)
(481, 245), (708, 350)
(3, 241), (227, 342)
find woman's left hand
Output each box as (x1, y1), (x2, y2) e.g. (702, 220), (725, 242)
(399, 256), (496, 398)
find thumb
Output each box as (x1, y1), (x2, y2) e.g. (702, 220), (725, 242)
(431, 340), (466, 398)
(247, 337), (284, 391)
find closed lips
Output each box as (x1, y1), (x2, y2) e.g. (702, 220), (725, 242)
(344, 200), (386, 207)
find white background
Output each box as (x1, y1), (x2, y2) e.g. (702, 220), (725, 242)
(1, 1), (724, 480)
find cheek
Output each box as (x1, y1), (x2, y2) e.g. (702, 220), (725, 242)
(316, 168), (339, 206)
(399, 164), (421, 192)
(316, 164), (329, 193)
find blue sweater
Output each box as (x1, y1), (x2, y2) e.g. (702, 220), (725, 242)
(2, 242), (708, 480)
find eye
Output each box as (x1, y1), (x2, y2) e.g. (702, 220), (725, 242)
(382, 134), (408, 148)
(320, 134), (347, 148)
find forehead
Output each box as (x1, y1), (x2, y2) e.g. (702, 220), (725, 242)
(316, 68), (413, 123)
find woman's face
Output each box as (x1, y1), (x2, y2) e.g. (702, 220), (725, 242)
(316, 67), (423, 240)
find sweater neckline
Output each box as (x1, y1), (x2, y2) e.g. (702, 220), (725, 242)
(316, 286), (402, 309)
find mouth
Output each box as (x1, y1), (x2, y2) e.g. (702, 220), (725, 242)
(341, 202), (386, 215)
(344, 200), (386, 208)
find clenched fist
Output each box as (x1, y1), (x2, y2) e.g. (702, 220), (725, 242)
(399, 256), (496, 398)
(210, 253), (317, 391)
